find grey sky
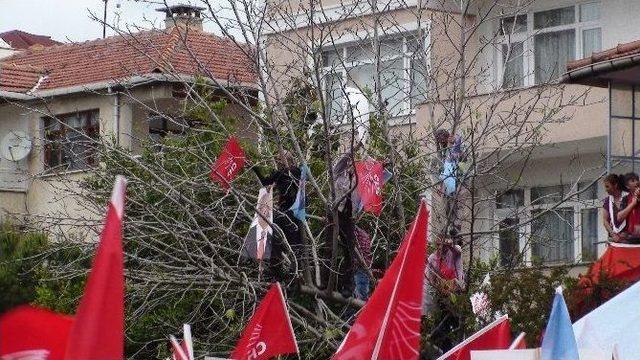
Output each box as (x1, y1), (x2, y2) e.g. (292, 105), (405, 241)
(0, 0), (225, 43)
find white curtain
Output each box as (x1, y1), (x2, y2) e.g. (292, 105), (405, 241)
(534, 29), (576, 84)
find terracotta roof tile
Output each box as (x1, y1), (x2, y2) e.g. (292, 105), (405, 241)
(0, 30), (60, 50)
(0, 63), (46, 92)
(0, 27), (256, 93)
(567, 39), (640, 71)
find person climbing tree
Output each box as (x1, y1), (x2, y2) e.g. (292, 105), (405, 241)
(252, 151), (303, 281)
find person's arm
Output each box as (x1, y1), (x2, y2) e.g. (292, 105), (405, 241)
(617, 196), (637, 222)
(603, 208), (621, 242)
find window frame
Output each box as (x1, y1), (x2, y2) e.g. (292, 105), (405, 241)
(319, 23), (431, 124)
(43, 109), (100, 172)
(496, 1), (602, 89)
(494, 182), (602, 266)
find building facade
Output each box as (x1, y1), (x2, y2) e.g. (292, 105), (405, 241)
(0, 6), (256, 232)
(263, 0), (640, 268)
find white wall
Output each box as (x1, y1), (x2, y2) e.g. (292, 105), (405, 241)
(0, 38), (16, 59)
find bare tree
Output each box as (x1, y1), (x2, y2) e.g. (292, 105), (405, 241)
(4, 0), (605, 358)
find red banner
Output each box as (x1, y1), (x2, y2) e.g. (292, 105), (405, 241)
(438, 315), (512, 360)
(355, 160), (384, 216)
(230, 283), (298, 360)
(64, 176), (127, 360)
(210, 137), (246, 189)
(333, 201), (429, 360)
(0, 305), (73, 360)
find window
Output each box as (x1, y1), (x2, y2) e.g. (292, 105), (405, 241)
(495, 182), (600, 266)
(502, 42), (525, 88)
(531, 208), (574, 264)
(581, 208), (598, 261)
(321, 31), (429, 121)
(44, 110), (99, 171)
(498, 2), (602, 88)
(499, 217), (520, 266)
(496, 189), (524, 209)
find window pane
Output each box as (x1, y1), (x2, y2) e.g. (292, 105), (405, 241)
(322, 49), (341, 67)
(346, 42), (373, 63)
(44, 110), (99, 171)
(531, 208), (575, 264)
(499, 218), (520, 266)
(380, 37), (403, 58)
(379, 59), (405, 116)
(578, 181), (598, 201)
(580, 3), (601, 22)
(496, 189), (524, 209)
(581, 208), (598, 262)
(534, 29), (576, 84)
(324, 72), (344, 121)
(502, 42), (524, 88)
(410, 57), (429, 106)
(583, 28), (602, 57)
(500, 15), (527, 35)
(531, 184), (567, 204)
(346, 63), (375, 94)
(534, 6), (575, 29)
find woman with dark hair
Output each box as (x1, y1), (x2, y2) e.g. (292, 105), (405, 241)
(602, 174), (637, 243)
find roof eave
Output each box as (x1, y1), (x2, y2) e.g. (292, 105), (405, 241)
(561, 53), (640, 87)
(3, 73), (258, 100)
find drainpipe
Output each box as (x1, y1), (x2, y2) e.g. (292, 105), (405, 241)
(109, 87), (121, 145)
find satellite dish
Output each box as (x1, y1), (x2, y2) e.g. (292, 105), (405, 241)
(344, 87), (371, 143)
(1, 131), (32, 161)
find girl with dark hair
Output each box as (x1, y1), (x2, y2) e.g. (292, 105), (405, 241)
(602, 174), (637, 243)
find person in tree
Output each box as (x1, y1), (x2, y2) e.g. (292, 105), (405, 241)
(422, 234), (464, 353)
(352, 225), (372, 301)
(327, 142), (363, 296)
(252, 151), (303, 280)
(602, 174), (637, 243)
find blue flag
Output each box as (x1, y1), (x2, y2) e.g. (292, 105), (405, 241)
(289, 165), (308, 221)
(541, 286), (579, 360)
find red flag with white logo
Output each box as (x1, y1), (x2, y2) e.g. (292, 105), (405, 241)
(355, 160), (384, 216)
(64, 176), (127, 360)
(210, 137), (246, 189)
(0, 305), (73, 360)
(437, 315), (512, 360)
(333, 201), (429, 360)
(230, 283), (298, 360)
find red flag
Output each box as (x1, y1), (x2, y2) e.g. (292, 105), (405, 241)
(437, 315), (512, 360)
(0, 305), (74, 360)
(170, 324), (193, 360)
(170, 337), (190, 360)
(64, 176), (127, 360)
(509, 332), (527, 350)
(333, 201), (429, 360)
(355, 160), (384, 216)
(230, 283), (298, 360)
(210, 136), (246, 189)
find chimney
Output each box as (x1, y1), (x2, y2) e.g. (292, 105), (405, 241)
(157, 5), (205, 31)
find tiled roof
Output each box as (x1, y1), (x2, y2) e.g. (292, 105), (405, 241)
(0, 30), (60, 49)
(0, 64), (46, 93)
(567, 40), (640, 71)
(0, 27), (256, 94)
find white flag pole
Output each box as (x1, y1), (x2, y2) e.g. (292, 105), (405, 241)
(183, 324), (194, 360)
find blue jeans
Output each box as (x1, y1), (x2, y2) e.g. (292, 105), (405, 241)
(353, 269), (370, 301)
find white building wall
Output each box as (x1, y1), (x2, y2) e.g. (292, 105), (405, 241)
(0, 38), (16, 59)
